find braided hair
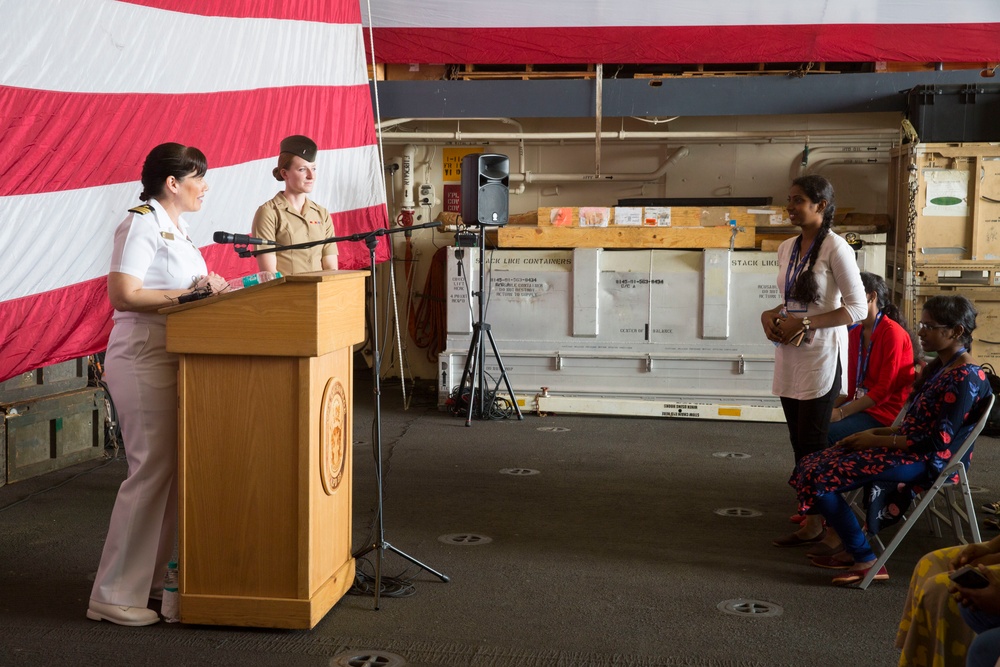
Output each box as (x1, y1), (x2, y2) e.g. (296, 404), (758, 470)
(861, 271), (919, 364)
(859, 271), (904, 325)
(786, 175), (835, 304)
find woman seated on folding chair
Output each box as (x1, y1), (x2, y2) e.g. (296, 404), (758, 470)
(805, 271), (917, 560)
(789, 295), (993, 586)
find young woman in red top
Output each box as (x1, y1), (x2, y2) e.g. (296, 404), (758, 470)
(828, 271), (915, 442)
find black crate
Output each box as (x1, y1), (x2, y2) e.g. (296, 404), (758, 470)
(0, 357), (90, 405)
(2, 387), (108, 485)
(906, 84), (1000, 143)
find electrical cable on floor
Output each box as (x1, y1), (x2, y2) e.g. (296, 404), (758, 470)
(0, 454), (123, 514)
(349, 558), (416, 599)
(447, 372), (516, 421)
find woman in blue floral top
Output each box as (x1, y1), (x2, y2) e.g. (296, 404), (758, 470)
(789, 295), (993, 586)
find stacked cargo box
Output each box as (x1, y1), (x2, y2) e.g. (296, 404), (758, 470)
(887, 142), (1000, 367)
(0, 358), (108, 487)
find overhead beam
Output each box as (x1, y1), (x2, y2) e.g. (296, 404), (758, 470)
(370, 70), (994, 118)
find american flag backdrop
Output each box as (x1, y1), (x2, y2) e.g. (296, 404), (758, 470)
(4, 1), (1000, 383)
(363, 0), (1000, 64)
(0, 0), (388, 383)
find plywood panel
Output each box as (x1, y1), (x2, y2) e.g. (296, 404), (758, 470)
(497, 225), (755, 249)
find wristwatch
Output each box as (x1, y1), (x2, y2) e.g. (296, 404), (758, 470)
(802, 316), (812, 331)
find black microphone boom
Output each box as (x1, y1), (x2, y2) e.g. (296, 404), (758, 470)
(213, 231), (277, 246)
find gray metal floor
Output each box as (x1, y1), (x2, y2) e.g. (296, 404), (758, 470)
(2, 375), (997, 667)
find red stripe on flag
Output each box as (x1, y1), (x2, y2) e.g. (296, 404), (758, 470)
(366, 24), (1000, 64)
(0, 204), (388, 383)
(0, 278), (113, 384)
(329, 205), (391, 270)
(0, 85), (375, 197)
(116, 0), (360, 23)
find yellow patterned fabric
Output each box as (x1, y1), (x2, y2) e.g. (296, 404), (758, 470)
(896, 546), (981, 667)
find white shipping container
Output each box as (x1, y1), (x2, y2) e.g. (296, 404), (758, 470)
(442, 247), (788, 421)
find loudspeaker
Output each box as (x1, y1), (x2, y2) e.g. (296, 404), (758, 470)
(460, 153), (509, 226)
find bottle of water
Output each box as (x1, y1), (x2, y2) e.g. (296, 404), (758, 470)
(226, 271), (281, 292)
(162, 561), (180, 623)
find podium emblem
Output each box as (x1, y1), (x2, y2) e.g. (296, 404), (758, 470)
(320, 377), (348, 495)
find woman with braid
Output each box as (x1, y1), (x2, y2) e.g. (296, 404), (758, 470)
(761, 175), (866, 551)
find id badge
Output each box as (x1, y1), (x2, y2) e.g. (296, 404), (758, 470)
(854, 387), (867, 400)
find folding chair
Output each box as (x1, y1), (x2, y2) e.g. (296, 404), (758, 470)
(853, 394), (995, 589)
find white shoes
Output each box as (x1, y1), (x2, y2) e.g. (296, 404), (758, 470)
(87, 600), (160, 626)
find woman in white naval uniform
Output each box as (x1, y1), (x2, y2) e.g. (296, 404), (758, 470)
(88, 143), (226, 626)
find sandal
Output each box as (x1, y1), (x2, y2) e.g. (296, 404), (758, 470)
(831, 565), (889, 586)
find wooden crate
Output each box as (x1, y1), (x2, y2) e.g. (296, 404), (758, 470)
(888, 143), (1000, 321)
(2, 387), (107, 485)
(888, 142), (1000, 263)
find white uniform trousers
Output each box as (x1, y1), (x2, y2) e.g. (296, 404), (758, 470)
(91, 318), (178, 607)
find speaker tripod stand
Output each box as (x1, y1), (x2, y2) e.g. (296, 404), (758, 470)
(456, 227), (524, 426)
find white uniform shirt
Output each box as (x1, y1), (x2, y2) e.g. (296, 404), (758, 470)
(109, 198), (208, 321)
(771, 232), (867, 400)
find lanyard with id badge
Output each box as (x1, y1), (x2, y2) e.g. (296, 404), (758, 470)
(854, 312), (883, 399)
(782, 237), (816, 347)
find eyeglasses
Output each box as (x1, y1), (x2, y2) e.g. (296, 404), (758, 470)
(917, 322), (950, 331)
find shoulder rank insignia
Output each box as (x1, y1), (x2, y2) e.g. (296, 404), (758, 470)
(128, 204), (154, 215)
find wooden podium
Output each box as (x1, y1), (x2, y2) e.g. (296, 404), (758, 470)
(162, 270), (367, 629)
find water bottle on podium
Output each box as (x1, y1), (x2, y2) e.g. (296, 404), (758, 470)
(161, 560), (180, 623)
(226, 271), (282, 292)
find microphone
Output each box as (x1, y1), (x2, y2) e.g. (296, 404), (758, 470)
(213, 231), (277, 246)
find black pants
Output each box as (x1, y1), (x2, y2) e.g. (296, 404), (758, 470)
(779, 360), (842, 463)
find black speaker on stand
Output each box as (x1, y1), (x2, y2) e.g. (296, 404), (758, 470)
(456, 153), (523, 425)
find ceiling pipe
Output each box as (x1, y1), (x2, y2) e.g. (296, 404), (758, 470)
(513, 146), (689, 183)
(379, 117), (526, 133)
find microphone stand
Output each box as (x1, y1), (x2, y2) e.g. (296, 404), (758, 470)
(227, 221), (449, 610)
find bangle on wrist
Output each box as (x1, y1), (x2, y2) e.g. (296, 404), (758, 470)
(838, 407), (844, 419)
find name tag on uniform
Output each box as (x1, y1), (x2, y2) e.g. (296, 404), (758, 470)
(160, 231), (175, 240)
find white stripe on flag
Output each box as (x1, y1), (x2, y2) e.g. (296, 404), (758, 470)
(363, 0), (1000, 28)
(0, 0), (366, 93)
(0, 145), (383, 302)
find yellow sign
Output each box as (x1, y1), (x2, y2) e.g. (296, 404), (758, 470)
(443, 147), (482, 183)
